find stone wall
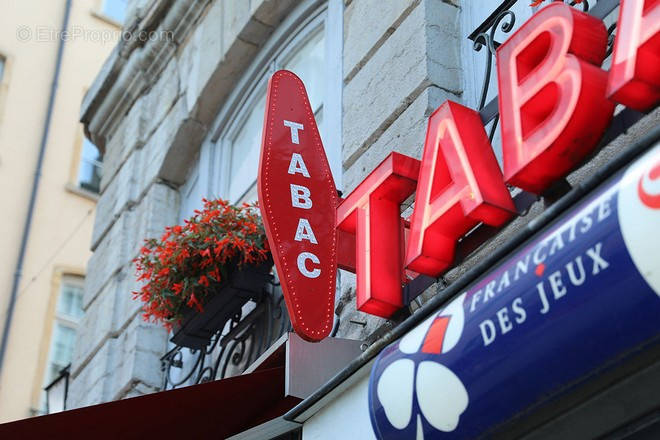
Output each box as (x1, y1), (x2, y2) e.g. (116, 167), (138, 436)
(69, 0), (299, 408)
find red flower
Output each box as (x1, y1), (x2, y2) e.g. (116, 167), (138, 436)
(210, 267), (221, 282)
(132, 198), (269, 329)
(187, 293), (203, 312)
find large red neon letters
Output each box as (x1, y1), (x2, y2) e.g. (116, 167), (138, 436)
(336, 3), (658, 319)
(606, 0), (660, 110)
(337, 154), (420, 317)
(260, 4), (660, 331)
(497, 3), (615, 194)
(405, 101), (515, 277)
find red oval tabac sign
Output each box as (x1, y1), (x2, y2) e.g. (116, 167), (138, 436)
(258, 70), (338, 342)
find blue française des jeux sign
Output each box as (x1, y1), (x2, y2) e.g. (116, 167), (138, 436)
(369, 145), (660, 439)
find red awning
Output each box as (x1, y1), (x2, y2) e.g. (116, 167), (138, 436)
(0, 367), (300, 439)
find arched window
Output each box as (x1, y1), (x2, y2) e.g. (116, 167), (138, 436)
(180, 0), (342, 219)
(215, 3), (342, 204)
(168, 1), (342, 388)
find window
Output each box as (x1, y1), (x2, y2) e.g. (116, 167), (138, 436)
(202, 0), (342, 208)
(282, 30), (325, 117)
(42, 276), (84, 407)
(224, 29), (329, 204)
(101, 0), (128, 24)
(0, 56), (5, 83)
(78, 138), (103, 193)
(179, 160), (203, 220)
(227, 93), (268, 202)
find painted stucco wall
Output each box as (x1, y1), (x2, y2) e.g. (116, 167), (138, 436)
(0, 0), (119, 422)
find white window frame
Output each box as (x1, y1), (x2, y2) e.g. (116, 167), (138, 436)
(216, 73), (270, 204)
(459, 1), (537, 162)
(40, 275), (84, 411)
(183, 0), (342, 215)
(179, 154), (202, 221)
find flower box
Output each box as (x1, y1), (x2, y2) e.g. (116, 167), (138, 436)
(170, 259), (273, 349)
(132, 199), (272, 341)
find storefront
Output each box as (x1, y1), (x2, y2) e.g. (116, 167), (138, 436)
(0, 0), (657, 438)
(279, 130), (660, 439)
(239, 0), (660, 438)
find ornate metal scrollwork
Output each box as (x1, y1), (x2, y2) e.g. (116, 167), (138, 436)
(570, 0), (590, 12)
(160, 278), (292, 390)
(467, 0), (624, 143)
(472, 9), (516, 111)
(471, 7), (516, 141)
(605, 22), (617, 58)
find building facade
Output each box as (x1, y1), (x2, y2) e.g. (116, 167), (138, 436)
(63, 0), (659, 437)
(0, 0), (125, 422)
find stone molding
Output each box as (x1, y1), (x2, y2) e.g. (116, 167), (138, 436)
(80, 0), (210, 151)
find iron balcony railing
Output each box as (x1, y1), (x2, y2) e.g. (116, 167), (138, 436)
(160, 277), (293, 390)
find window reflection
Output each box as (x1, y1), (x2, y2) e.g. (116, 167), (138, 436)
(41, 276), (84, 412)
(102, 0), (127, 24)
(283, 30), (325, 113)
(229, 94), (267, 203)
(227, 27), (326, 204)
(78, 138), (103, 193)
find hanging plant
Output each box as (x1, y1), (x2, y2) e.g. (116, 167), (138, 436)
(132, 198), (270, 332)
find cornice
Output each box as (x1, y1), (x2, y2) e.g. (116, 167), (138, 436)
(80, 0), (211, 152)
